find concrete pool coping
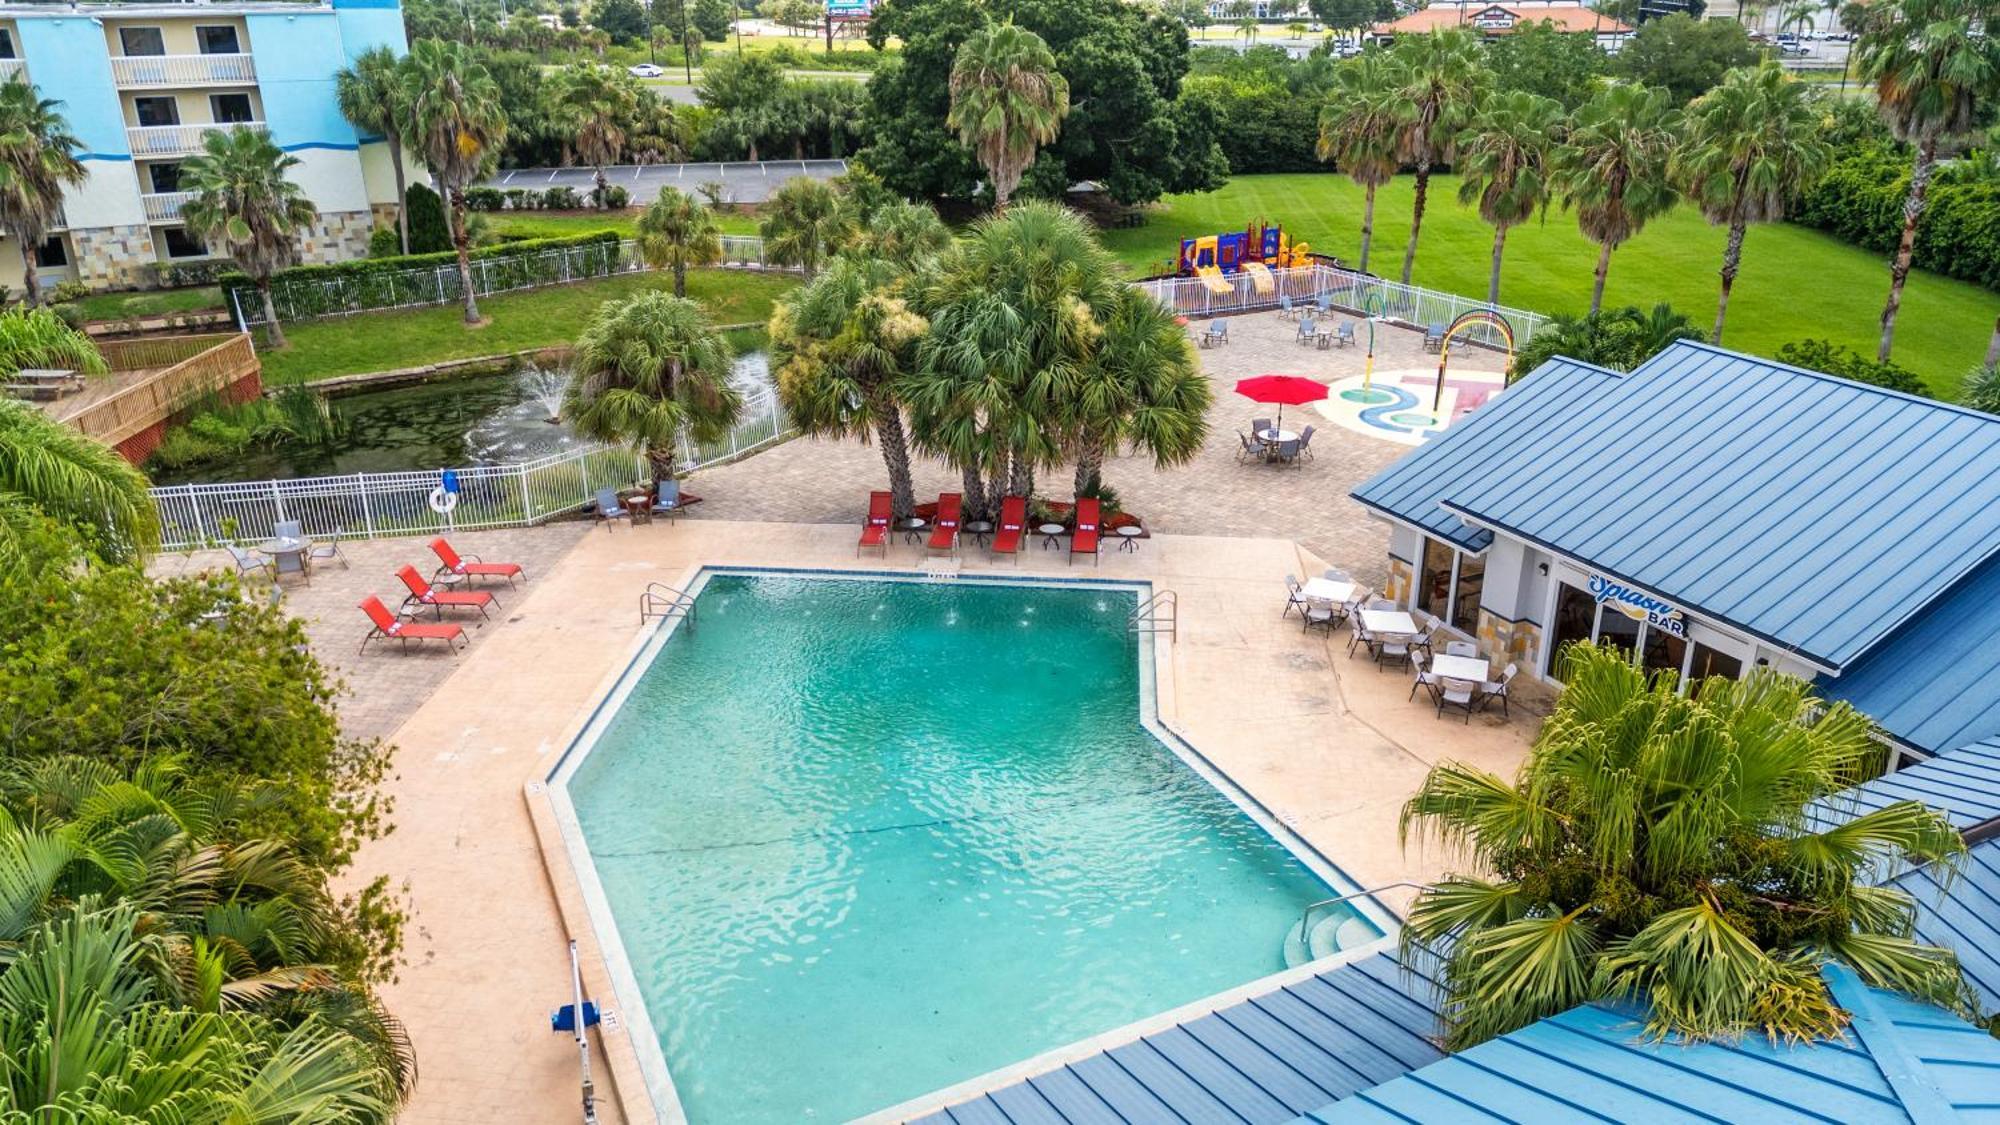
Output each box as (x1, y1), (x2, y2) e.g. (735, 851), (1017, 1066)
(527, 563), (1404, 1124)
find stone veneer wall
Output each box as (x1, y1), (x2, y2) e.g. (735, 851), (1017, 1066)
(1385, 556), (1413, 603)
(297, 209), (375, 266)
(369, 201), (401, 231)
(70, 224), (158, 290)
(1476, 609), (1542, 676)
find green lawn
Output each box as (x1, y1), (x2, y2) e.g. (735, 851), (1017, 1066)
(259, 269), (797, 385)
(487, 210), (761, 240)
(71, 286), (224, 320)
(1097, 173), (1999, 397)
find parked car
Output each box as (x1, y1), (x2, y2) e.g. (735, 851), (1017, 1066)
(628, 63), (664, 78)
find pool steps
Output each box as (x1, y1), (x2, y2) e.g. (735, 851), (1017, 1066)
(1282, 912), (1380, 969)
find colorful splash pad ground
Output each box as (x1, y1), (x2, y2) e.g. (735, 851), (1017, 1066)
(1312, 364), (1510, 447)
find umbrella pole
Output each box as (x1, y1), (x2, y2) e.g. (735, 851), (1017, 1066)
(1275, 404), (1283, 432)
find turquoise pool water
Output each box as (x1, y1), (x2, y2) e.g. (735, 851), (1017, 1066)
(564, 574), (1373, 1123)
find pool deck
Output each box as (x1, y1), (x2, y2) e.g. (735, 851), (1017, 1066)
(324, 519), (1541, 1124)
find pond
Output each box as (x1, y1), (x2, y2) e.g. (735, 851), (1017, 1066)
(152, 353), (773, 486)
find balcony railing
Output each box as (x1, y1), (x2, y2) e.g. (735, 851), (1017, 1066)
(127, 121), (263, 159)
(141, 191), (195, 223)
(0, 60), (26, 83)
(109, 53), (256, 88)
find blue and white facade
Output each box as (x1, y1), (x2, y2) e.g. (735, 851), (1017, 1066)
(0, 0), (417, 291)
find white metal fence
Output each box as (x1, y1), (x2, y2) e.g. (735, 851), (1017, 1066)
(1132, 264), (1549, 351)
(231, 235), (790, 328)
(150, 389), (790, 549)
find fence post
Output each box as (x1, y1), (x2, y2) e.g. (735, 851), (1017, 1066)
(358, 473), (375, 537)
(520, 463), (535, 524)
(269, 480), (285, 522)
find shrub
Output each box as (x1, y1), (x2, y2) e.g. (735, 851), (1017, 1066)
(1776, 339), (1930, 396)
(601, 184), (630, 210)
(466, 186), (506, 212)
(404, 182), (453, 253)
(542, 185), (582, 210)
(219, 230), (627, 320)
(367, 226), (401, 258)
(504, 188), (537, 211)
(143, 259), (235, 288)
(1964, 362), (2000, 414)
(1796, 143), (2000, 292)
(46, 280), (89, 304)
(0, 305), (106, 375)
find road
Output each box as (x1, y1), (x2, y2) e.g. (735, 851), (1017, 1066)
(481, 159), (849, 203)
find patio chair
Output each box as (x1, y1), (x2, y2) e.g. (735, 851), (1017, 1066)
(1202, 320), (1228, 348)
(1377, 633), (1413, 672)
(396, 565), (497, 620)
(1335, 321), (1356, 348)
(1322, 567), (1350, 582)
(1297, 425), (1316, 462)
(1274, 438), (1302, 465)
(308, 527), (349, 570)
(1436, 676), (1478, 722)
(927, 492), (962, 555)
(651, 479), (685, 523)
(1283, 574), (1308, 619)
(358, 595), (466, 656)
(1237, 432), (1262, 464)
(1409, 652), (1440, 704)
(1302, 595), (1341, 634)
(430, 537), (525, 587)
(990, 495), (1026, 564)
(593, 487), (629, 530)
(1445, 640), (1479, 658)
(858, 490), (892, 557)
(1367, 597), (1396, 611)
(1348, 617), (1376, 658)
(1296, 317), (1319, 346)
(1070, 497), (1102, 566)
(1480, 663), (1519, 718)
(1412, 614), (1442, 658)
(1316, 292), (1333, 315)
(224, 544), (272, 583)
(1252, 417), (1273, 441)
(1277, 295), (1297, 320)
(1423, 322), (1447, 352)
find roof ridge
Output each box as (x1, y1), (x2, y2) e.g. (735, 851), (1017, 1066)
(1822, 964), (1958, 1124)
(1661, 340), (2000, 426)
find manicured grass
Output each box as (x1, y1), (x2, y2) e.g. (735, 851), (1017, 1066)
(258, 269), (798, 385)
(1098, 173), (1999, 397)
(487, 210), (762, 240)
(71, 286), (224, 320)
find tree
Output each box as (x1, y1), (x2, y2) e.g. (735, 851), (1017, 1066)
(1775, 338), (1929, 394)
(1553, 81), (1680, 314)
(697, 52), (785, 161)
(0, 393), (153, 564)
(1612, 14), (1759, 104)
(591, 0), (650, 43)
(1507, 302), (1703, 379)
(178, 128), (319, 349)
(1402, 643), (1967, 1050)
(773, 256), (928, 519)
(1853, 0), (2000, 360)
(759, 175), (852, 278)
(0, 79), (86, 307)
(694, 0), (734, 40)
(404, 40), (508, 324)
(1066, 286), (1211, 497)
(335, 47), (414, 255)
(1484, 19), (1609, 109)
(947, 22), (1071, 211)
(847, 198), (953, 270)
(403, 182), (452, 254)
(1457, 91), (1565, 306)
(552, 63), (636, 206)
(634, 185), (722, 298)
(1308, 0), (1392, 35)
(1673, 63), (1831, 343)
(1387, 30), (1491, 285)
(1317, 52), (1404, 274)
(563, 291), (742, 482)
(1963, 360), (2000, 413)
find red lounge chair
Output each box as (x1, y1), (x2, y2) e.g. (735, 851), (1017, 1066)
(990, 495), (1026, 564)
(430, 537), (525, 587)
(396, 564), (496, 620)
(358, 595), (466, 655)
(858, 491), (892, 557)
(1070, 498), (1102, 566)
(927, 493), (962, 555)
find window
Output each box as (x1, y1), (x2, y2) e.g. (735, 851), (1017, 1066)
(0, 30), (16, 60)
(209, 94), (254, 124)
(161, 227), (208, 259)
(1687, 643), (1743, 684)
(194, 25), (240, 54)
(133, 96), (180, 128)
(119, 27), (166, 57)
(1546, 582), (1596, 679)
(1451, 552), (1485, 634)
(1596, 606), (1641, 659)
(34, 236), (67, 269)
(147, 163), (182, 193)
(1415, 538), (1454, 618)
(1640, 625), (1687, 679)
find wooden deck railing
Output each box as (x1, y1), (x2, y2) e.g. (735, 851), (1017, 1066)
(68, 333), (260, 448)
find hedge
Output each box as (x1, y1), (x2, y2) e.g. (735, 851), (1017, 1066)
(1795, 144), (2000, 292)
(222, 231), (628, 322)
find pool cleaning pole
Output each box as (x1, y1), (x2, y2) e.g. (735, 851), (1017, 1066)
(570, 941), (598, 1125)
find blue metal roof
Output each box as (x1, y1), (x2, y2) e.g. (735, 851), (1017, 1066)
(1807, 736), (2000, 833)
(905, 949), (1446, 1124)
(1300, 964), (2000, 1124)
(1818, 559), (2000, 755)
(1349, 341), (2000, 671)
(1896, 838), (2000, 1018)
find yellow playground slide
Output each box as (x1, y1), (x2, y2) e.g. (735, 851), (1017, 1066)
(1195, 266), (1234, 295)
(1241, 261), (1275, 294)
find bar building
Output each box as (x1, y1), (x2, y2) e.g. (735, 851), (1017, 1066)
(0, 0), (413, 293)
(1352, 340), (2000, 765)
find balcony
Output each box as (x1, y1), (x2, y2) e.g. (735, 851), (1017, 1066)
(0, 60), (26, 84)
(110, 54), (256, 89)
(126, 121), (262, 159)
(141, 191), (195, 223)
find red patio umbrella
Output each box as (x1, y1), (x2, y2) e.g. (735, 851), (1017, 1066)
(1234, 374), (1329, 433)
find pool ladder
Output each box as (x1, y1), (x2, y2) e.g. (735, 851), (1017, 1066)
(1294, 881), (1425, 947)
(639, 582), (697, 627)
(1129, 589), (1178, 642)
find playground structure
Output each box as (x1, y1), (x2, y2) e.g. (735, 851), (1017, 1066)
(1176, 221), (1315, 297)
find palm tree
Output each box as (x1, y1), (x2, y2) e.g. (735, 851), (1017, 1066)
(1317, 53), (1404, 275)
(553, 63), (636, 207)
(335, 46), (414, 255)
(849, 199), (952, 271)
(1402, 643), (1968, 1051)
(1238, 16), (1260, 43)
(0, 79), (86, 307)
(403, 39), (508, 325)
(1066, 286), (1211, 497)
(1673, 63), (1832, 343)
(1286, 20), (1309, 39)
(1553, 81), (1680, 315)
(772, 256), (927, 519)
(178, 128), (318, 349)
(1456, 91), (1565, 306)
(946, 22), (1071, 212)
(759, 175), (852, 278)
(0, 391), (155, 564)
(1853, 0), (2000, 360)
(563, 290), (742, 483)
(634, 185), (722, 298)
(1388, 30), (1491, 285)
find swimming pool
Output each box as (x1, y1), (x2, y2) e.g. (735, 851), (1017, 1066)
(548, 571), (1382, 1123)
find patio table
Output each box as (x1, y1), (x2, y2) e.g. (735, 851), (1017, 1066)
(1301, 577), (1354, 604)
(1431, 653), (1491, 684)
(896, 517), (928, 544)
(1256, 428), (1298, 445)
(1359, 609), (1418, 636)
(1036, 522), (1065, 549)
(256, 537), (310, 582)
